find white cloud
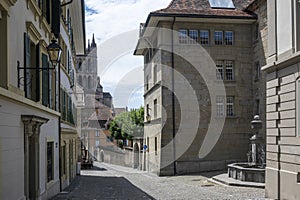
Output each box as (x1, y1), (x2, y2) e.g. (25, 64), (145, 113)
(85, 0), (170, 108)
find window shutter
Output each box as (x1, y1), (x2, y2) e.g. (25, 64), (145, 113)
(24, 33), (31, 98)
(52, 0), (60, 38)
(35, 43), (40, 102)
(42, 53), (49, 106)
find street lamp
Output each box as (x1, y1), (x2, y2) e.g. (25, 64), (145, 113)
(47, 39), (62, 67)
(17, 39), (62, 88)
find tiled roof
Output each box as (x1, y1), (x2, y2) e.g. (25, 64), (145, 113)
(88, 101), (113, 121)
(152, 0), (256, 18)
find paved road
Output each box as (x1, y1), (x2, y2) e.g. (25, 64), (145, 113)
(52, 162), (265, 200)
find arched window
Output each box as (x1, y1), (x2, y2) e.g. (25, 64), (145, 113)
(88, 76), (92, 89)
(78, 75), (82, 86)
(83, 76), (87, 88)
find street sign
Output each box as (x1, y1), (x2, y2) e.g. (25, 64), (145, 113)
(143, 144), (148, 150)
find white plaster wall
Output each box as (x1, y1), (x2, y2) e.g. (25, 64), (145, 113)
(8, 0), (51, 89)
(0, 97), (59, 200)
(276, 0), (293, 55)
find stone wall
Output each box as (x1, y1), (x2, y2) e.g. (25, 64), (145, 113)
(265, 63), (300, 200)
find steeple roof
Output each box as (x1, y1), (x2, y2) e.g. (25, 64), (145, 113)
(91, 33), (97, 48)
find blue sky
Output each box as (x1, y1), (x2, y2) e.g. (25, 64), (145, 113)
(84, 0), (170, 109)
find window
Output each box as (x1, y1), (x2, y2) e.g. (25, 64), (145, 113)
(153, 65), (157, 84)
(255, 61), (260, 81)
(216, 60), (234, 81)
(189, 30), (198, 44)
(214, 31), (223, 45)
(209, 0), (235, 8)
(179, 29), (188, 44)
(216, 61), (223, 80)
(95, 140), (100, 147)
(154, 99), (158, 118)
(24, 33), (40, 102)
(256, 99), (260, 115)
(155, 137), (158, 155)
(255, 23), (259, 40)
(146, 75), (149, 90)
(216, 96), (234, 117)
(226, 97), (234, 116)
(38, 0), (51, 24)
(225, 61), (234, 80)
(95, 130), (100, 137)
(200, 30), (209, 45)
(47, 142), (54, 182)
(61, 145), (66, 175)
(225, 31), (233, 45)
(216, 96), (224, 117)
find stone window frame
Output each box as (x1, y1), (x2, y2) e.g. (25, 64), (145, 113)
(226, 96), (234, 116)
(95, 140), (100, 147)
(178, 29), (188, 44)
(216, 96), (225, 116)
(225, 60), (234, 80)
(154, 99), (158, 119)
(95, 130), (100, 137)
(153, 64), (157, 84)
(214, 31), (223, 45)
(189, 29), (198, 44)
(216, 96), (235, 117)
(216, 61), (223, 80)
(224, 31), (234, 45)
(216, 60), (235, 81)
(200, 30), (209, 45)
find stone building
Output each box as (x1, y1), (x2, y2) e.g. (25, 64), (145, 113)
(263, 1), (300, 199)
(134, 0), (266, 175)
(0, 0), (85, 199)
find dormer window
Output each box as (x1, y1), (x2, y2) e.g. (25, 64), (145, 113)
(208, 0), (235, 9)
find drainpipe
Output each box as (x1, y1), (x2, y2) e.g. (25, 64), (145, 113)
(171, 16), (176, 175)
(58, 44), (62, 192)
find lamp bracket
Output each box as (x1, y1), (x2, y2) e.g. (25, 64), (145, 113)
(17, 61), (56, 88)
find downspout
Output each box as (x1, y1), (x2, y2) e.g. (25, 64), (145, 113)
(171, 16), (176, 175)
(58, 40), (62, 192)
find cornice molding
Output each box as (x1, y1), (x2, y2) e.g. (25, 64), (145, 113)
(0, 0), (17, 11)
(26, 21), (42, 44)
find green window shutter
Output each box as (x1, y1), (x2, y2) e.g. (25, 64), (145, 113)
(35, 43), (40, 102)
(24, 33), (31, 98)
(42, 53), (49, 106)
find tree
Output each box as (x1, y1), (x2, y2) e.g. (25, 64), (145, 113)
(109, 107), (144, 143)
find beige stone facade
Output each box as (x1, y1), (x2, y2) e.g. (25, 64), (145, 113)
(263, 1), (300, 199)
(135, 0), (267, 176)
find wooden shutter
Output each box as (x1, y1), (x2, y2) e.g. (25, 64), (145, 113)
(42, 53), (49, 106)
(35, 43), (40, 102)
(24, 33), (31, 98)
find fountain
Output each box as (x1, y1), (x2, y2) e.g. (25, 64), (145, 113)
(227, 115), (265, 183)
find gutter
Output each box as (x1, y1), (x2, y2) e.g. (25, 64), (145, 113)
(140, 12), (257, 37)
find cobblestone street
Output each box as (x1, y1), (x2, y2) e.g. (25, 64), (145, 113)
(52, 162), (265, 200)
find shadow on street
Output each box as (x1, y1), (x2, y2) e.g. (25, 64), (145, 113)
(51, 175), (155, 200)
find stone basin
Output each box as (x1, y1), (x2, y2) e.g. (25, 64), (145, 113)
(228, 163), (265, 183)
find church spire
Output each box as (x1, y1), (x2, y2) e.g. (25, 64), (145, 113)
(91, 33), (97, 48)
(88, 39), (90, 51)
